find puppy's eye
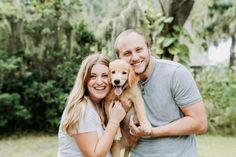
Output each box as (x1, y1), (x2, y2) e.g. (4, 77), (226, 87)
(111, 71), (115, 74)
(122, 71), (127, 75)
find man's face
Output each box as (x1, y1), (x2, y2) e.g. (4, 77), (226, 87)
(116, 32), (150, 75)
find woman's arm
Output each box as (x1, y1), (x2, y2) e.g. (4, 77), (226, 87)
(74, 121), (119, 157)
(74, 101), (125, 157)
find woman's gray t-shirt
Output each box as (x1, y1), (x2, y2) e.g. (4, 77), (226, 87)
(58, 100), (112, 157)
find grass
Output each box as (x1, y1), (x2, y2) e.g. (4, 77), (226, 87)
(0, 134), (236, 157)
(196, 135), (236, 157)
(0, 134), (57, 157)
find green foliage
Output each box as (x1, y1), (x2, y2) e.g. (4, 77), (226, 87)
(0, 93), (31, 129)
(197, 66), (236, 135)
(145, 10), (191, 65)
(0, 0), (101, 134)
(93, 0), (149, 58)
(80, 0), (126, 30)
(191, 0), (236, 51)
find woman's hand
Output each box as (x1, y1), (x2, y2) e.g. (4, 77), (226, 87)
(108, 101), (126, 125)
(120, 98), (132, 112)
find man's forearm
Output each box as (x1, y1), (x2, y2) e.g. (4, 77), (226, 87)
(150, 116), (207, 137)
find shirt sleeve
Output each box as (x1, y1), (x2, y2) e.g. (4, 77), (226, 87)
(171, 65), (202, 108)
(73, 104), (99, 134)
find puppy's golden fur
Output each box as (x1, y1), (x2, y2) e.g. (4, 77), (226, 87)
(105, 59), (151, 157)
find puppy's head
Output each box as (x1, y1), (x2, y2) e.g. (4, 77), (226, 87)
(109, 59), (139, 96)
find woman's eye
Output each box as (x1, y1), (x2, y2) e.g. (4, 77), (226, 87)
(90, 75), (96, 79)
(122, 71), (127, 75)
(102, 74), (108, 78)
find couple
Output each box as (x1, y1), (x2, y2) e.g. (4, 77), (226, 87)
(58, 29), (208, 157)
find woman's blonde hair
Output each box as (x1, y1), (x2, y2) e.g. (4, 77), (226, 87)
(61, 53), (110, 135)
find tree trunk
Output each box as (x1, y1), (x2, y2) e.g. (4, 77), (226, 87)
(159, 0), (194, 26)
(159, 0), (194, 60)
(229, 35), (235, 70)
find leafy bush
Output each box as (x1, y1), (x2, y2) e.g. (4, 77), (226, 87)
(0, 1), (102, 134)
(0, 93), (31, 132)
(197, 65), (236, 135)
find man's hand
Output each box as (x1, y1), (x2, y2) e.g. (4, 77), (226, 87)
(129, 115), (152, 137)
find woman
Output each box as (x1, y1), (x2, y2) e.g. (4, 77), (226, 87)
(58, 53), (126, 157)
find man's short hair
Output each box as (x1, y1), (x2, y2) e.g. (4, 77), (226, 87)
(114, 29), (150, 57)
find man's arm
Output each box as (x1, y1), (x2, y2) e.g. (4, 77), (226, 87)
(129, 100), (208, 137)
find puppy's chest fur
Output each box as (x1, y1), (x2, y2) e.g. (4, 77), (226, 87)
(105, 85), (140, 149)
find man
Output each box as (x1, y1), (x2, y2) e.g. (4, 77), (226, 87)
(114, 29), (208, 157)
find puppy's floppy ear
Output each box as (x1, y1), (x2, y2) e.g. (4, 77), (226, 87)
(128, 66), (139, 88)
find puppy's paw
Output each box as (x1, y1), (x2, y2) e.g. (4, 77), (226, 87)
(140, 122), (152, 134)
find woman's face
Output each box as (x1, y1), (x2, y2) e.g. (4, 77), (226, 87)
(87, 63), (110, 103)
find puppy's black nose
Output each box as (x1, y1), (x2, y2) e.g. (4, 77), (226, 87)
(114, 80), (120, 85)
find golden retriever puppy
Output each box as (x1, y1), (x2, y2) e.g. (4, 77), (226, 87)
(105, 59), (152, 157)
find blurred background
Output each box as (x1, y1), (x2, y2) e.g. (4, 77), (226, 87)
(0, 0), (235, 157)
